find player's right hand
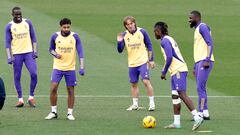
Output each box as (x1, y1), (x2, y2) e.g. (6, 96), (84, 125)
(148, 61), (155, 69)
(55, 54), (62, 59)
(32, 52), (38, 59)
(117, 33), (124, 42)
(7, 58), (13, 64)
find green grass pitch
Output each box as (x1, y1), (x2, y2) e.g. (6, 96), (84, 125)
(0, 0), (240, 135)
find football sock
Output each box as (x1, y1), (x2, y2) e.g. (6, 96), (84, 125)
(149, 96), (155, 106)
(28, 96), (34, 100)
(174, 115), (180, 125)
(191, 109), (201, 121)
(18, 98), (24, 103)
(51, 106), (57, 113)
(191, 109), (198, 116)
(68, 108), (73, 115)
(132, 98), (138, 106)
(203, 110), (210, 117)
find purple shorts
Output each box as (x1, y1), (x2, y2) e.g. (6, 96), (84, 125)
(129, 63), (149, 83)
(171, 72), (187, 91)
(51, 69), (77, 86)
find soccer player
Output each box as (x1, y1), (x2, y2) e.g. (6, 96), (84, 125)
(5, 7), (38, 107)
(45, 18), (84, 121)
(154, 21), (203, 130)
(117, 16), (155, 111)
(0, 77), (6, 110)
(189, 10), (214, 120)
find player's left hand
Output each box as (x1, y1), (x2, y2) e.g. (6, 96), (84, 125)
(32, 52), (38, 59)
(161, 74), (166, 80)
(203, 60), (210, 69)
(79, 68), (85, 76)
(148, 61), (155, 69)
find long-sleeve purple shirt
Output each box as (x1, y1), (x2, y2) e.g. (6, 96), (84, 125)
(5, 25), (12, 49)
(161, 37), (173, 75)
(117, 28), (154, 61)
(26, 20), (37, 44)
(49, 32), (84, 60)
(196, 22), (214, 60)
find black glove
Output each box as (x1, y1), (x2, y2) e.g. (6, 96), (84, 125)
(203, 60), (210, 69)
(161, 74), (166, 80)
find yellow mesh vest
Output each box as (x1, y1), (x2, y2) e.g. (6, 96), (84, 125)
(161, 36), (188, 76)
(124, 27), (148, 67)
(10, 19), (33, 54)
(194, 23), (214, 63)
(53, 32), (77, 71)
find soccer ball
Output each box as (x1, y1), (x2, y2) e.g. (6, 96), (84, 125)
(143, 116), (156, 128)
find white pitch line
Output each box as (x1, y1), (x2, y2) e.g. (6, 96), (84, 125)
(5, 95), (240, 98)
(197, 130), (213, 133)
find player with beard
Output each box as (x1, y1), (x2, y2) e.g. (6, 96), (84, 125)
(45, 18), (84, 120)
(189, 10), (214, 120)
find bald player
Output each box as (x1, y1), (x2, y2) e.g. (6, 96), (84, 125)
(154, 21), (203, 131)
(45, 18), (84, 121)
(117, 16), (155, 111)
(189, 10), (214, 120)
(5, 7), (38, 107)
